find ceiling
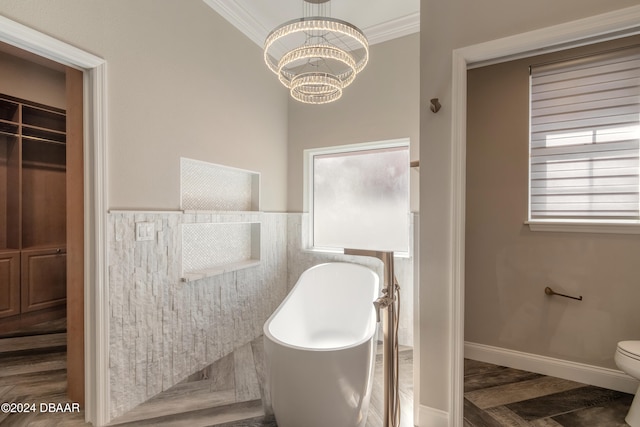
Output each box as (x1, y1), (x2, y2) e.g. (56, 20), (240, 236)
(203, 0), (420, 48)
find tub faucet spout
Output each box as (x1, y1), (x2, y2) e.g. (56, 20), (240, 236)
(373, 290), (393, 323)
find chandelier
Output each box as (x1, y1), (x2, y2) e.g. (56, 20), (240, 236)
(264, 0), (369, 104)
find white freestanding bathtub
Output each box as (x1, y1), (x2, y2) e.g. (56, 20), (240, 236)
(264, 262), (380, 427)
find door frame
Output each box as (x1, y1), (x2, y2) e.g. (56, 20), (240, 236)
(448, 5), (640, 426)
(0, 15), (110, 426)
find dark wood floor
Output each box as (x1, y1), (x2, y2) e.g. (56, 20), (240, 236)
(463, 358), (634, 427)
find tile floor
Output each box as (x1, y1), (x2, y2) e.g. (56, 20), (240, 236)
(463, 358), (634, 427)
(107, 344), (415, 427)
(2, 331), (635, 427)
(0, 334), (414, 427)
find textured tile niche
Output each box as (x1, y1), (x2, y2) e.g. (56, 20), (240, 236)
(180, 158), (262, 281)
(107, 211), (287, 419)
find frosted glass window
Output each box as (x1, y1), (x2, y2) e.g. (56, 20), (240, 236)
(311, 143), (409, 252)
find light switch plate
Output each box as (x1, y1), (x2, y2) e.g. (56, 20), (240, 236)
(135, 222), (155, 241)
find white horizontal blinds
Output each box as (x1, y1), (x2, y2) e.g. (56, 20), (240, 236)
(530, 46), (640, 220)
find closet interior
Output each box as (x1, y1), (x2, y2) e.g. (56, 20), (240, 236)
(0, 93), (67, 332)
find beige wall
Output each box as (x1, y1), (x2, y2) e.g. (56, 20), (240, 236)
(419, 0), (640, 416)
(0, 49), (65, 109)
(466, 35), (640, 371)
(287, 33), (420, 213)
(0, 0), (288, 211)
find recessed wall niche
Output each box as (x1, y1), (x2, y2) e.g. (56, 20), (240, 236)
(180, 157), (259, 212)
(179, 158), (261, 281)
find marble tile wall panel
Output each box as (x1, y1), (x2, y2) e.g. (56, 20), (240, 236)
(108, 211), (288, 420)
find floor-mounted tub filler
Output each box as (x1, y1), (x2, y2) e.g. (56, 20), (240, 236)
(264, 262), (380, 427)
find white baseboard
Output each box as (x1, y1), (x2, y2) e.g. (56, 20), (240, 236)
(465, 341), (639, 394)
(418, 404), (449, 427)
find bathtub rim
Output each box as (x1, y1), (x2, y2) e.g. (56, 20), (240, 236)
(263, 262), (380, 352)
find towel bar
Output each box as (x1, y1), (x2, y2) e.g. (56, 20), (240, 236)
(545, 286), (582, 301)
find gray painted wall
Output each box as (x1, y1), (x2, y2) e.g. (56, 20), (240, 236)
(419, 0), (640, 416)
(466, 35), (640, 371)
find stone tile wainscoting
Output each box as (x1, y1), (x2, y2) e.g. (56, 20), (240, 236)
(108, 212), (288, 419)
(107, 336), (271, 426)
(107, 211), (416, 421)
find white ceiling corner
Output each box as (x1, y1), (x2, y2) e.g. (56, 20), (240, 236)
(364, 12), (420, 45)
(203, 0), (420, 48)
(203, 0), (268, 47)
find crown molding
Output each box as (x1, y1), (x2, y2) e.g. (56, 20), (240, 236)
(363, 12), (420, 45)
(203, 0), (268, 47)
(203, 0), (419, 47)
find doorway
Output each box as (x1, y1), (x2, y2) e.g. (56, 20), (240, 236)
(0, 41), (84, 400)
(0, 15), (109, 426)
(449, 6), (640, 426)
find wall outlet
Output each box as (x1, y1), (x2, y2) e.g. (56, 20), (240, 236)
(135, 222), (155, 241)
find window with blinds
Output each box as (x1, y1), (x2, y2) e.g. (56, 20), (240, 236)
(529, 46), (640, 221)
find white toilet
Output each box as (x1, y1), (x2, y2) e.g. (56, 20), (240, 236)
(615, 341), (640, 427)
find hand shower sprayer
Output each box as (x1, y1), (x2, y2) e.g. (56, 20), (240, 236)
(344, 249), (401, 427)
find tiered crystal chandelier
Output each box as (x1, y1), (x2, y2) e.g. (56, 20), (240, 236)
(264, 0), (369, 104)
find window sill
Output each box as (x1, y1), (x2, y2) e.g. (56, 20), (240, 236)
(525, 220), (640, 235)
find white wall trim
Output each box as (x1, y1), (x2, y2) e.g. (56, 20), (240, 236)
(450, 5), (640, 427)
(449, 48), (467, 427)
(465, 342), (639, 394)
(0, 15), (104, 69)
(0, 14), (110, 426)
(419, 404), (450, 427)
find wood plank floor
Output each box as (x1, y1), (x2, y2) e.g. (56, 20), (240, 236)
(2, 333), (635, 427)
(0, 333), (86, 427)
(0, 337), (414, 427)
(463, 358), (634, 427)
(108, 344), (415, 427)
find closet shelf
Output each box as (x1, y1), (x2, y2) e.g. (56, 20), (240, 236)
(22, 161), (66, 170)
(21, 244), (66, 252)
(22, 136), (66, 145)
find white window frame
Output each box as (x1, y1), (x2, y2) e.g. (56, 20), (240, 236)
(304, 138), (411, 255)
(526, 46), (640, 235)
